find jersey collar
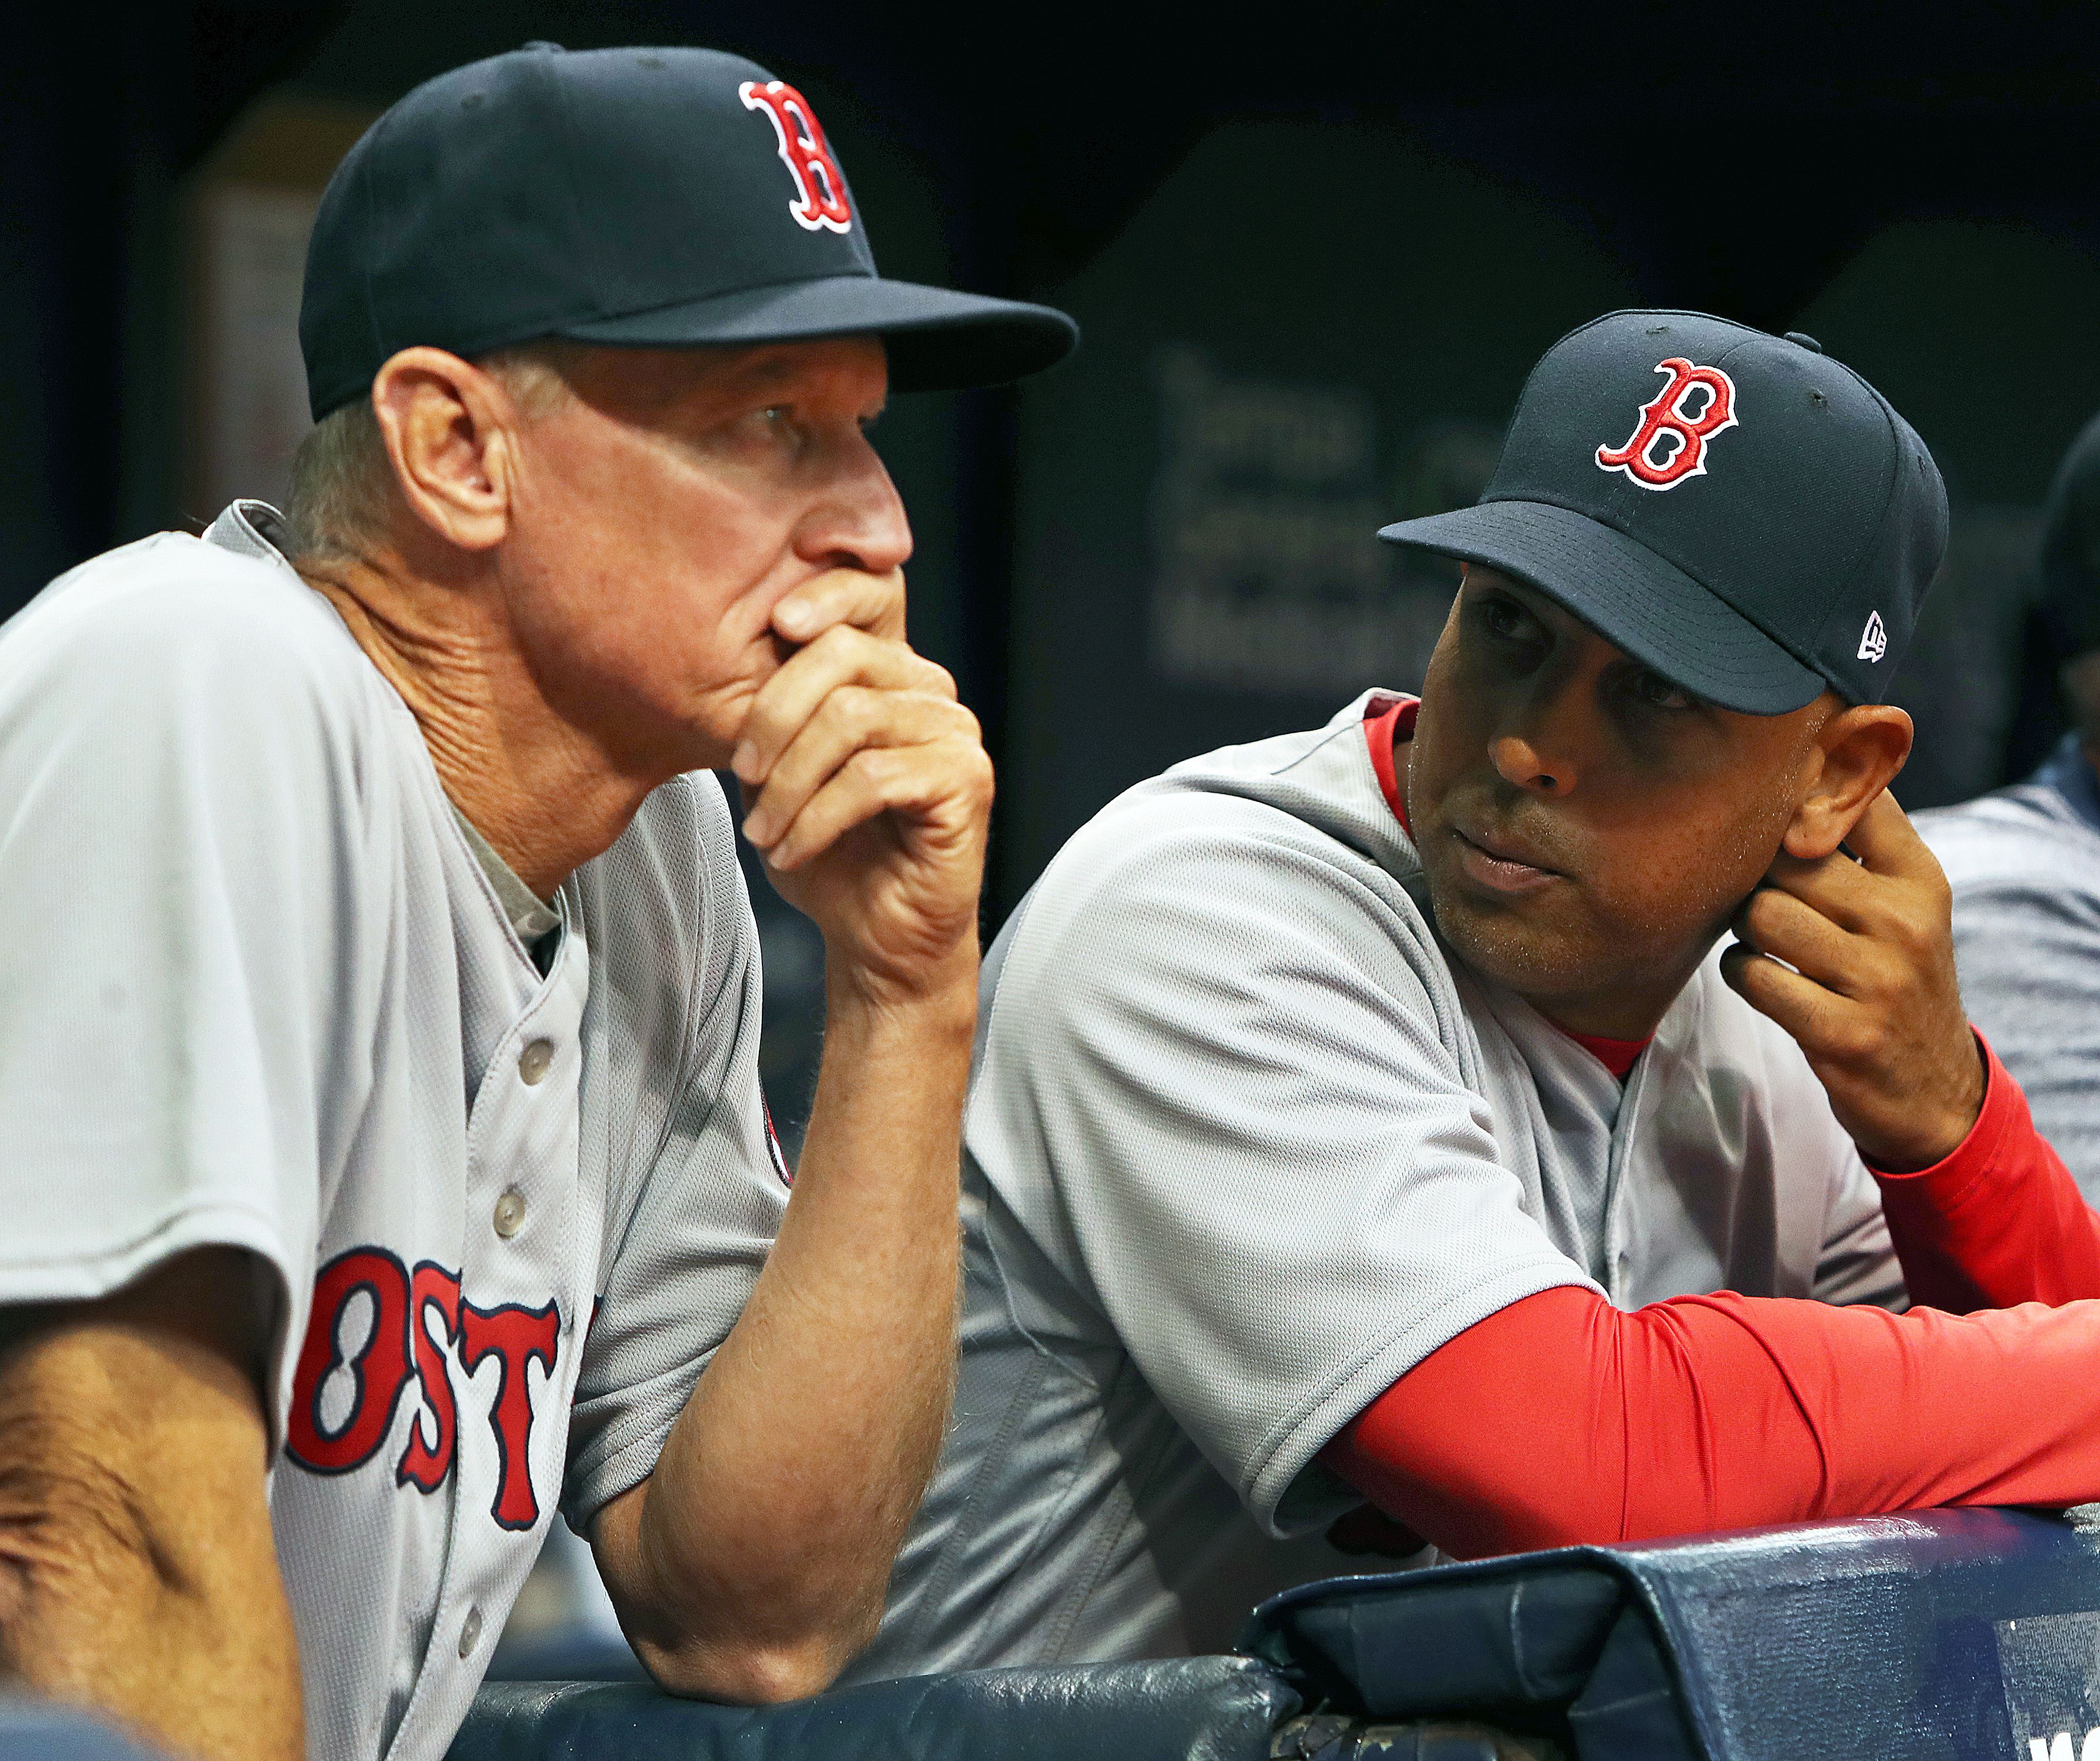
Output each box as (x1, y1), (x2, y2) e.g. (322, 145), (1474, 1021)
(203, 500), (302, 573)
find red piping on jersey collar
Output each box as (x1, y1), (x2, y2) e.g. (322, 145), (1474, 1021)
(1560, 1028), (1649, 1079)
(1362, 694), (1418, 833)
(1361, 693), (1651, 1081)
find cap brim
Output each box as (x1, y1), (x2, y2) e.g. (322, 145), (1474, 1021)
(557, 273), (1077, 392)
(1378, 500), (1827, 715)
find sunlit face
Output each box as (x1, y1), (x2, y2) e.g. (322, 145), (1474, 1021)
(1405, 566), (1837, 1034)
(491, 337), (906, 780)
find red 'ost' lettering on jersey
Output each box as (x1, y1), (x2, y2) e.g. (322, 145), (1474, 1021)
(1595, 357), (1739, 490)
(286, 1247), (562, 1531)
(459, 1300), (562, 1531)
(738, 79), (853, 234)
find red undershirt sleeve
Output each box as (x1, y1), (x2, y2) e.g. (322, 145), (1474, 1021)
(1325, 1281), (2100, 1561)
(1326, 1042), (2100, 1561)
(1866, 1034), (2100, 1312)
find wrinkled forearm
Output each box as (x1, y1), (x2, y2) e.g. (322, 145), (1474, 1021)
(0, 1273), (301, 1760)
(596, 971), (973, 1702)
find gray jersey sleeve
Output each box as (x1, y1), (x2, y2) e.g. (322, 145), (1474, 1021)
(560, 774), (788, 1529)
(0, 540), (373, 1418)
(968, 790), (1596, 1540)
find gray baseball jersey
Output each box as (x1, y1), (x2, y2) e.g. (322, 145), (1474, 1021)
(1918, 734), (2100, 1198)
(849, 692), (1902, 1682)
(0, 503), (789, 1761)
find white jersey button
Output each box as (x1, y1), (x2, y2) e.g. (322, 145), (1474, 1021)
(493, 1187), (527, 1239)
(518, 1039), (555, 1085)
(458, 1606), (483, 1658)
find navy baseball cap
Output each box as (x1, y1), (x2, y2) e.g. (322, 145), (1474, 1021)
(1379, 310), (1948, 714)
(300, 42), (1078, 421)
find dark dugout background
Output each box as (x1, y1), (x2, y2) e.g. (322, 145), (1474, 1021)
(10, 0), (2100, 1142)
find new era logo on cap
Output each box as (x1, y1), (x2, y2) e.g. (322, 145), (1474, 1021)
(1595, 357), (1740, 490)
(1858, 610), (1888, 663)
(739, 80), (853, 234)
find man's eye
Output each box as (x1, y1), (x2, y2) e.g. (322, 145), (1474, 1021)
(1481, 597), (1534, 641)
(738, 405), (804, 454)
(1632, 670), (1694, 710)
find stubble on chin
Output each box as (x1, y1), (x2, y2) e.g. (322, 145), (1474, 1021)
(1422, 859), (1671, 1010)
(1430, 887), (1579, 993)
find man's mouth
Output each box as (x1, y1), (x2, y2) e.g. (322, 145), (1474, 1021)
(1449, 821), (1566, 896)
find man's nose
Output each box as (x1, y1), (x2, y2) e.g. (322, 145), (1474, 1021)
(795, 445), (913, 577)
(1488, 678), (1589, 797)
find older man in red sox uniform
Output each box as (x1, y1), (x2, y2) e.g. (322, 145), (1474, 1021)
(0, 43), (1073, 1761)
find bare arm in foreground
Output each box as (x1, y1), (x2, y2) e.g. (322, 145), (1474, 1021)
(0, 1248), (301, 1759)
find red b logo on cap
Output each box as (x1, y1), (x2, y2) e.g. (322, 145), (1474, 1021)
(1596, 358), (1739, 490)
(740, 80), (852, 234)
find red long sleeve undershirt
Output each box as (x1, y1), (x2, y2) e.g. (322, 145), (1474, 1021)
(1870, 1045), (2100, 1311)
(1325, 1049), (2100, 1560)
(1331, 695), (2100, 1560)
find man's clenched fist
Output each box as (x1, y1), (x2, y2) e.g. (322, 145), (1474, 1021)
(731, 566), (993, 1005)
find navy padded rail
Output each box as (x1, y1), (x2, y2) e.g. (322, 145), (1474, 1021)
(1241, 1508), (2100, 1761)
(0, 1700), (171, 1759)
(447, 1657), (1299, 1761)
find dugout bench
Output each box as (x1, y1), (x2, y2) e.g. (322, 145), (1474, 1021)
(12, 1507), (2100, 1759)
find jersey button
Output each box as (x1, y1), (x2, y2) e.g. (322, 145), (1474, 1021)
(458, 1606), (483, 1658)
(518, 1039), (555, 1085)
(493, 1187), (527, 1240)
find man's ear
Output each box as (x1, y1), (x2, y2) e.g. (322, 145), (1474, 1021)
(1781, 702), (1913, 860)
(369, 347), (521, 555)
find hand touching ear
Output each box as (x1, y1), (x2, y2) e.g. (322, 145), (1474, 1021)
(1721, 791), (1984, 1171)
(1771, 700), (1913, 863)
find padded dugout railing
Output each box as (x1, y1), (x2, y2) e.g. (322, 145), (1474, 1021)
(12, 1507), (2100, 1759)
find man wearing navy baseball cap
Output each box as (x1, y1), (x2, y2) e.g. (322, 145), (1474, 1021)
(847, 309), (2100, 1686)
(0, 43), (1069, 1761)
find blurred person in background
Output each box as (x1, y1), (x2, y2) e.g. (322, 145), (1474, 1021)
(0, 42), (1071, 1761)
(1918, 415), (2100, 1196)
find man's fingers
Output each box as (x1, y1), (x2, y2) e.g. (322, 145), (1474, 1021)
(1719, 941), (1866, 1054)
(762, 738), (991, 873)
(772, 568), (907, 646)
(1764, 793), (1936, 917)
(1733, 885), (1863, 994)
(733, 625), (956, 783)
(1835, 787), (1936, 879)
(1759, 847), (1877, 934)
(1762, 800), (1951, 955)
(742, 689), (980, 851)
